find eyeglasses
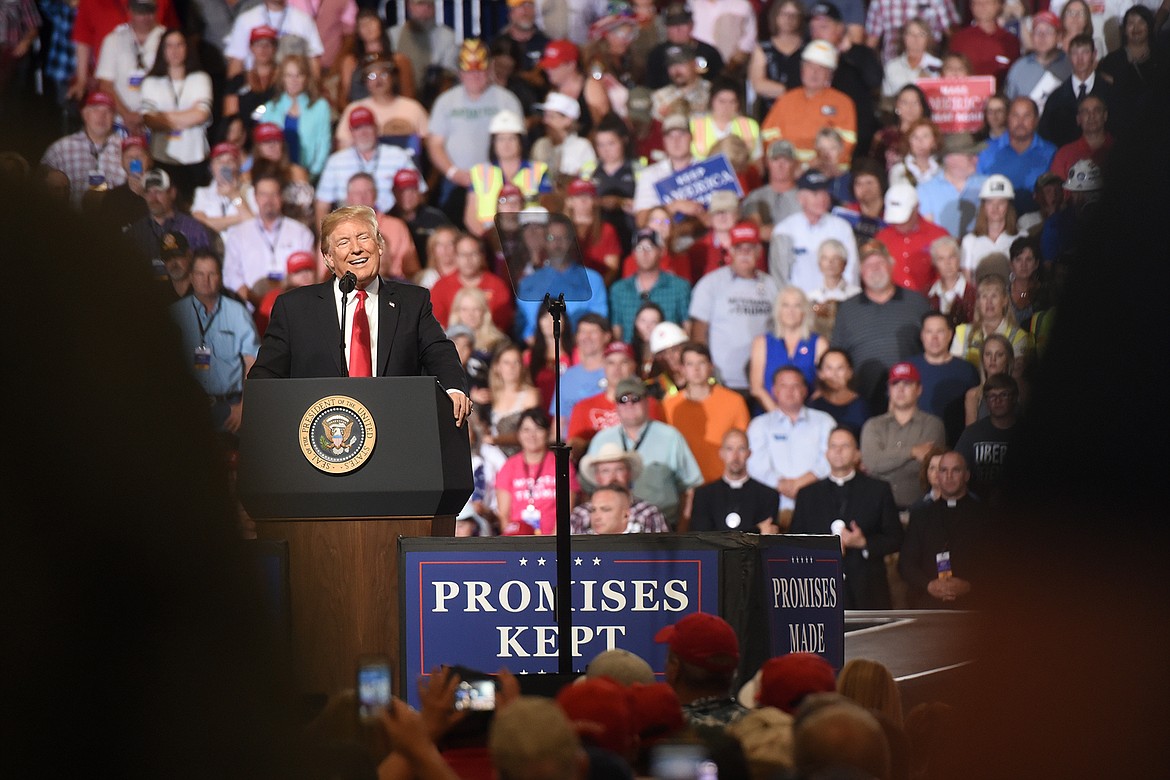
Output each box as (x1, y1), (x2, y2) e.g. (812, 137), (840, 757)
(616, 393), (643, 405)
(366, 69), (394, 80)
(985, 391), (1014, 402)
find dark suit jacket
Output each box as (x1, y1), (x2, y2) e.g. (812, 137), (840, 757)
(249, 277), (466, 392)
(790, 473), (903, 609)
(1038, 75), (1114, 148)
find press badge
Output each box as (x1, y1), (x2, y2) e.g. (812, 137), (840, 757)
(521, 503), (541, 533)
(87, 170), (107, 189)
(267, 271), (285, 282)
(194, 345), (212, 371)
(936, 551), (952, 579)
(128, 70), (145, 90)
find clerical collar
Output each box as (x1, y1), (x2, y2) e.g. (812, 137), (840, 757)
(829, 471), (856, 486)
(723, 475), (749, 489)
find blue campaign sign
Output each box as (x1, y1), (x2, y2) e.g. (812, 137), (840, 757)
(400, 536), (724, 706)
(653, 153), (744, 208)
(758, 535), (844, 670)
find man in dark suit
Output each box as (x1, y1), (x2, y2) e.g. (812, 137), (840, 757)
(250, 205), (471, 426)
(790, 426), (904, 609)
(1038, 34), (1113, 148)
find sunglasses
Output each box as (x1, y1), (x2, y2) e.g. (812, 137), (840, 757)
(616, 393), (643, 405)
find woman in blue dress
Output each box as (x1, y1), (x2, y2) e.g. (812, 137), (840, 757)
(749, 286), (828, 413)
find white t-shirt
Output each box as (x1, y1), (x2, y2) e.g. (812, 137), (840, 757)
(960, 230), (1025, 275)
(223, 4), (324, 67)
(139, 72), (213, 165)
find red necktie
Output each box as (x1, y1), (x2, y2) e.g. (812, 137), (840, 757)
(349, 288), (372, 377)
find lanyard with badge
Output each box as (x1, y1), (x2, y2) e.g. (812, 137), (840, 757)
(192, 299), (219, 371)
(87, 136), (110, 190)
(167, 76), (187, 138)
(521, 455), (547, 532)
(259, 218), (285, 281)
(128, 33), (147, 92)
(354, 146), (380, 175)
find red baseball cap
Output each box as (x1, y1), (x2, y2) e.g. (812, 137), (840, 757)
(654, 612), (739, 672)
(286, 251), (316, 275)
(121, 135), (148, 152)
(252, 122), (283, 144)
(566, 178), (597, 197)
(888, 361), (921, 384)
(604, 341), (635, 361)
(627, 683), (686, 743)
(757, 653), (836, 713)
(210, 141), (240, 161)
(539, 39), (579, 70)
(1032, 10), (1061, 30)
(393, 168), (421, 189)
(729, 221), (760, 247)
(349, 106), (376, 129)
(85, 91), (115, 109)
(556, 677), (634, 756)
(249, 25), (278, 43)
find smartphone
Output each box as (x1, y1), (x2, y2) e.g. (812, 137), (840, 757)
(649, 743), (718, 780)
(453, 678), (496, 712)
(128, 158), (143, 176)
(356, 654), (392, 723)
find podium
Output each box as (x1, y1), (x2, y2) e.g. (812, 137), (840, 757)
(238, 377), (472, 696)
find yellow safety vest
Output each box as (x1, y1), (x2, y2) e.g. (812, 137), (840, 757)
(470, 162), (549, 225)
(690, 115), (760, 159)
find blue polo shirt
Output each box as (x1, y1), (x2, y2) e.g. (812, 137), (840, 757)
(917, 174), (988, 237)
(515, 263), (608, 341)
(976, 135), (1056, 214)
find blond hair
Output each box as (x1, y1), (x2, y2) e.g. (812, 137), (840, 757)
(320, 205), (385, 255)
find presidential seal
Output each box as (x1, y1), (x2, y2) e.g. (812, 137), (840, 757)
(299, 395), (377, 474)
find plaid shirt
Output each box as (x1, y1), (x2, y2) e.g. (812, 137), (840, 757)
(865, 0), (959, 63)
(40, 129), (126, 205)
(2, 0), (41, 50)
(38, 0), (75, 82)
(683, 696), (749, 728)
(569, 497), (670, 534)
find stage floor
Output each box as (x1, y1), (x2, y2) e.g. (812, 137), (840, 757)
(845, 610), (976, 711)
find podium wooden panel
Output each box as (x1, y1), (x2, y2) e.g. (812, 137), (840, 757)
(257, 514), (455, 697)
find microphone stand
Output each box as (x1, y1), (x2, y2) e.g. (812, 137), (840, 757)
(546, 292), (574, 676)
(338, 271), (356, 376)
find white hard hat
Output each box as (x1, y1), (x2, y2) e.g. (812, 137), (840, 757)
(801, 39), (839, 70)
(649, 322), (688, 354)
(489, 110), (526, 135)
(979, 174), (1015, 200)
(1064, 159), (1103, 192)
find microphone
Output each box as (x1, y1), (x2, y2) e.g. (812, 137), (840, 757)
(338, 271), (357, 376)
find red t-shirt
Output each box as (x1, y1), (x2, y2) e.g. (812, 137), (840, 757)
(949, 25), (1020, 87)
(876, 218), (950, 294)
(579, 222), (622, 278)
(566, 392), (665, 444)
(72, 0), (179, 50)
(496, 450), (579, 535)
(1050, 135), (1113, 180)
(429, 271), (515, 335)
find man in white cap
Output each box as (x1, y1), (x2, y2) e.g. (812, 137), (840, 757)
(874, 182), (950, 294)
(761, 39), (857, 164)
(571, 442), (670, 533)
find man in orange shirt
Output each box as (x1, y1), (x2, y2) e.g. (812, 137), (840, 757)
(761, 39), (857, 164)
(663, 343), (751, 482)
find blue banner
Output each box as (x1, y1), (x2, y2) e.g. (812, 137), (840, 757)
(759, 536), (845, 670)
(401, 536), (724, 705)
(653, 153), (744, 208)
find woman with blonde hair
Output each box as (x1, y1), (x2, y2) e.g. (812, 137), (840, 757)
(449, 286), (507, 353)
(415, 225), (460, 288)
(964, 332), (1016, 425)
(837, 658), (903, 727)
(952, 273), (1032, 368)
(260, 53), (333, 178)
(749, 286), (828, 413)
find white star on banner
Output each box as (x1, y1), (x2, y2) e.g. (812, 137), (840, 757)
(574, 556), (583, 565)
(537, 557), (546, 565)
(593, 557), (601, 565)
(519, 557), (528, 566)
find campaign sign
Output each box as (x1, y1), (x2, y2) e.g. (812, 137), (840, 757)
(401, 536), (722, 706)
(915, 76), (996, 134)
(654, 153), (743, 208)
(759, 535), (844, 670)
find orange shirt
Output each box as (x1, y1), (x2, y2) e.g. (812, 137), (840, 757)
(761, 87), (857, 164)
(662, 385), (751, 483)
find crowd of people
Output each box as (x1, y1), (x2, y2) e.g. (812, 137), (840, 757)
(3, 0), (1166, 611)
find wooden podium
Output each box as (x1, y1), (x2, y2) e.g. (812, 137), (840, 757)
(238, 377), (472, 696)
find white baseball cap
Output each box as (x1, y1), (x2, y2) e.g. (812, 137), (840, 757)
(535, 91), (581, 121)
(883, 183), (919, 223)
(489, 110), (526, 135)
